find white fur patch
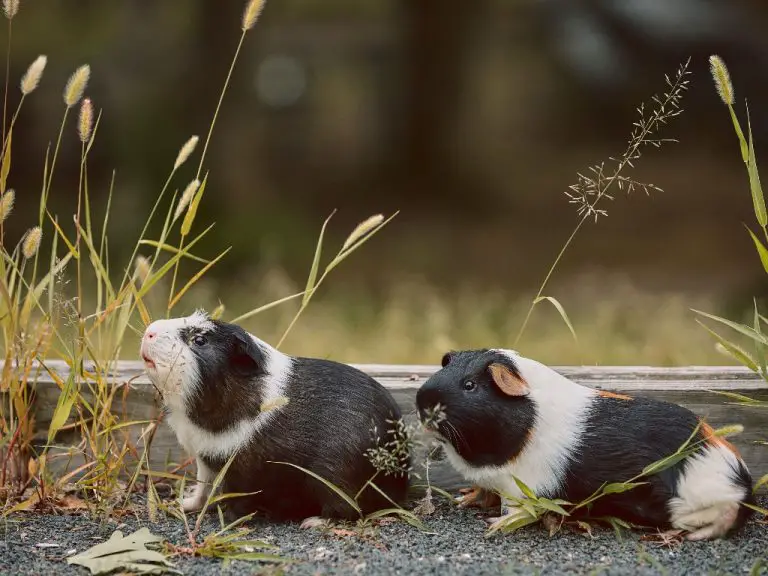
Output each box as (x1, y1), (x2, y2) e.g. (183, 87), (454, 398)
(443, 349), (596, 502)
(141, 312), (293, 460)
(668, 444), (747, 536)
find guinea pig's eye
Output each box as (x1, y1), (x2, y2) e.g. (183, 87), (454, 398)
(462, 380), (477, 392)
(191, 334), (208, 346)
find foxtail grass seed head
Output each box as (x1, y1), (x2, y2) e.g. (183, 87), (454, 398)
(20, 55), (47, 95)
(242, 0), (265, 31)
(64, 64), (90, 107)
(134, 255), (151, 285)
(78, 98), (93, 143)
(173, 179), (200, 221)
(211, 302), (225, 320)
(1, 188), (15, 221)
(342, 214), (384, 251)
(22, 226), (42, 259)
(709, 55), (734, 106)
(3, 0), (18, 19)
(173, 135), (199, 170)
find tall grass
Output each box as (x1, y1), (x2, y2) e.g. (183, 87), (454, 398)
(0, 0), (393, 516)
(691, 55), (768, 494)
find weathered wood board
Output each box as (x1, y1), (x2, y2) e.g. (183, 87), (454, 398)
(13, 361), (768, 493)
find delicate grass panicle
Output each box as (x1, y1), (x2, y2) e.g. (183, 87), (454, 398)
(63, 64), (90, 107)
(173, 178), (200, 221)
(242, 0), (265, 31)
(78, 97), (93, 143)
(21, 226), (41, 259)
(0, 187), (13, 220)
(2, 0), (18, 20)
(709, 55), (734, 106)
(514, 59), (691, 347)
(133, 255), (151, 286)
(20, 55), (46, 95)
(173, 135), (199, 170)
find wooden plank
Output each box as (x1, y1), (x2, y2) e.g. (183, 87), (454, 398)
(8, 361), (768, 493)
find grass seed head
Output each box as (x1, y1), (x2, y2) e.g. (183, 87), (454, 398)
(342, 214), (384, 251)
(1, 188), (15, 221)
(3, 0), (18, 19)
(64, 64), (90, 107)
(173, 135), (199, 170)
(709, 55), (734, 106)
(20, 55), (47, 95)
(242, 0), (265, 31)
(78, 98), (93, 143)
(174, 179), (200, 221)
(134, 255), (151, 285)
(22, 226), (42, 259)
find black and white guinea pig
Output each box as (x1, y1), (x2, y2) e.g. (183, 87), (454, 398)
(416, 348), (755, 540)
(140, 310), (410, 522)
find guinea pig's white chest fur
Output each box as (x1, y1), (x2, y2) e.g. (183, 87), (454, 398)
(443, 352), (596, 499)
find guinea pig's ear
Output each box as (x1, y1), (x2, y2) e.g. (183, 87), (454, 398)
(488, 363), (529, 397)
(231, 332), (262, 374)
(441, 352), (452, 367)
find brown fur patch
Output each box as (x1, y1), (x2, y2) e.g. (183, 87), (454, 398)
(700, 421), (741, 458)
(597, 390), (633, 401)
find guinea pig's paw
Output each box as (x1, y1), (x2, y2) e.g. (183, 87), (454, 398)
(300, 516), (331, 531)
(673, 501), (740, 541)
(457, 486), (501, 510)
(181, 487), (208, 512)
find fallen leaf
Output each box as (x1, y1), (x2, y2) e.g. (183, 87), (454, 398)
(331, 529), (358, 538)
(67, 527), (179, 575)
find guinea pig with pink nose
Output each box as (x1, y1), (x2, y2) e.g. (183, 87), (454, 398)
(416, 348), (755, 540)
(139, 310), (410, 523)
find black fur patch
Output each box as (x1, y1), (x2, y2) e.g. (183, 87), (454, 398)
(416, 349), (536, 467)
(183, 320), (268, 432)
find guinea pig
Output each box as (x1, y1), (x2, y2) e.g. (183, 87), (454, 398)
(415, 348), (755, 540)
(139, 310), (410, 523)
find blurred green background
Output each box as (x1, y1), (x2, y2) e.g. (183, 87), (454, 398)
(6, 0), (768, 365)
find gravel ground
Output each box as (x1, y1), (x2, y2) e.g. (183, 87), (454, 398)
(2, 496), (766, 576)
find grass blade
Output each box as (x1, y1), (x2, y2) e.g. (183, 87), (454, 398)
(303, 211), (335, 306)
(746, 103), (766, 227)
(745, 226), (768, 274)
(533, 296), (578, 342)
(692, 308), (768, 348)
(268, 460), (361, 515)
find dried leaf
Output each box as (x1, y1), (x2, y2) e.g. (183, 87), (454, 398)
(67, 528), (177, 575)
